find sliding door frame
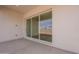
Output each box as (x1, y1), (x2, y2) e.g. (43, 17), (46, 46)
(30, 17), (32, 37)
(26, 8), (53, 44)
(38, 15), (40, 40)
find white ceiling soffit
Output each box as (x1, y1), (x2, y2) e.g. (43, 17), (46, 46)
(4, 5), (39, 14)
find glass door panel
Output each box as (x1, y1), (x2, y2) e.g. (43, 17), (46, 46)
(40, 11), (52, 42)
(32, 16), (39, 39)
(26, 19), (31, 37)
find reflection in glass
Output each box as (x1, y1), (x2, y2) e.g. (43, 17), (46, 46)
(26, 19), (31, 37)
(32, 16), (39, 39)
(40, 11), (52, 42)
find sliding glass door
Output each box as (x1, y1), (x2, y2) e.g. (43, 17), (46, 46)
(40, 11), (52, 42)
(26, 19), (31, 37)
(26, 9), (52, 43)
(32, 16), (39, 39)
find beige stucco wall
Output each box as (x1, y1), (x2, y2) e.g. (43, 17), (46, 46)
(0, 6), (23, 42)
(24, 5), (79, 53)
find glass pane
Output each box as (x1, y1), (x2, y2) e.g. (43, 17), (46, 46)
(32, 16), (39, 39)
(40, 11), (52, 42)
(26, 19), (31, 37)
